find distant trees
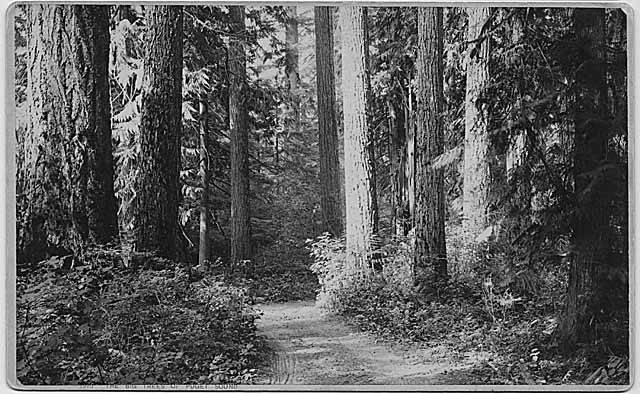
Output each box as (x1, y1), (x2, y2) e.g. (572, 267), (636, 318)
(340, 5), (376, 270)
(198, 99), (210, 266)
(19, 5), (117, 262)
(388, 92), (410, 236)
(461, 7), (491, 275)
(405, 92), (416, 236)
(229, 5), (252, 265)
(132, 5), (183, 260)
(414, 7), (447, 280)
(285, 6), (301, 132)
(370, 8), (416, 238)
(315, 6), (343, 236)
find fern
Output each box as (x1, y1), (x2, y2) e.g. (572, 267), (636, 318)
(110, 18), (145, 244)
(113, 98), (140, 123)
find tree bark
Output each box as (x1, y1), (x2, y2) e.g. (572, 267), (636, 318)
(340, 5), (375, 271)
(558, 8), (611, 352)
(229, 6), (252, 265)
(19, 5), (117, 263)
(332, 7), (347, 223)
(557, 8), (576, 194)
(363, 8), (379, 234)
(285, 6), (301, 132)
(505, 11), (532, 217)
(505, 11), (525, 182)
(606, 8), (626, 119)
(461, 7), (491, 275)
(415, 7), (447, 280)
(198, 100), (210, 266)
(132, 5), (183, 260)
(315, 6), (343, 236)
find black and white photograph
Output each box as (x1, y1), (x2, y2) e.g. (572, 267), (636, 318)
(7, 2), (632, 389)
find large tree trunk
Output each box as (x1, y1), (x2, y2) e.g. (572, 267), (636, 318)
(332, 7), (347, 223)
(606, 9), (626, 120)
(558, 8), (611, 352)
(505, 11), (526, 182)
(19, 5), (117, 263)
(229, 6), (252, 265)
(132, 5), (183, 260)
(198, 100), (210, 266)
(362, 8), (379, 234)
(415, 7), (447, 281)
(461, 7), (491, 276)
(340, 5), (375, 271)
(558, 8), (576, 194)
(505, 11), (532, 221)
(285, 6), (301, 133)
(315, 6), (343, 236)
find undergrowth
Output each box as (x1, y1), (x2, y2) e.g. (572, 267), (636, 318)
(17, 248), (268, 385)
(243, 239), (319, 303)
(308, 230), (629, 386)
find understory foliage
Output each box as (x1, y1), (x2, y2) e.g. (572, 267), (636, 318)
(309, 225), (628, 385)
(17, 250), (266, 385)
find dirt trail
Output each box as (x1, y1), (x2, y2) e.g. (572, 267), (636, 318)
(255, 301), (491, 385)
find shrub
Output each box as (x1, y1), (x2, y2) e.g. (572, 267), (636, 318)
(16, 249), (267, 385)
(308, 233), (417, 312)
(308, 233), (468, 342)
(307, 229), (628, 385)
(308, 234), (349, 311)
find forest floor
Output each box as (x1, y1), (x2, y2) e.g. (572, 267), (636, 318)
(254, 301), (492, 385)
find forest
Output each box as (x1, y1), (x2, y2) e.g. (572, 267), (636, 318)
(12, 4), (629, 386)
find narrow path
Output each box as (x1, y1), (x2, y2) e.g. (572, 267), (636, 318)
(255, 301), (491, 385)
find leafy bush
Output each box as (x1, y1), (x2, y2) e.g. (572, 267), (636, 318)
(307, 233), (484, 342)
(308, 234), (350, 311)
(341, 279), (484, 342)
(308, 233), (416, 312)
(307, 231), (629, 385)
(17, 249), (267, 385)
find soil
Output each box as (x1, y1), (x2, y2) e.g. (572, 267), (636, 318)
(255, 301), (492, 385)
